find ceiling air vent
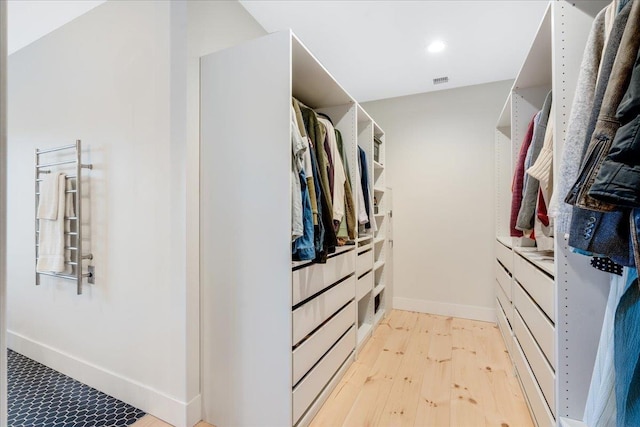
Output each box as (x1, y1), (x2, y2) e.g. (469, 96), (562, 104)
(433, 76), (449, 85)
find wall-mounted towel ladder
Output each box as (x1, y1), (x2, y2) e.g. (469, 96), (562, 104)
(35, 140), (93, 294)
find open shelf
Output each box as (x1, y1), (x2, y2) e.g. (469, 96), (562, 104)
(373, 283), (385, 297)
(373, 260), (385, 271)
(373, 186), (385, 193)
(374, 237), (385, 245)
(373, 160), (384, 171)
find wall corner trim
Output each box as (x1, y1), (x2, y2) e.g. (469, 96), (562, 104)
(393, 297), (496, 323)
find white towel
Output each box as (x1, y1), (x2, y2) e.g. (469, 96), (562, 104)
(37, 173), (62, 220)
(37, 173), (67, 273)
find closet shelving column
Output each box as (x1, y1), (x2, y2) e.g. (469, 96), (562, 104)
(494, 2), (611, 426)
(200, 30), (363, 427)
(551, 1), (610, 425)
(372, 124), (386, 326)
(355, 106), (375, 351)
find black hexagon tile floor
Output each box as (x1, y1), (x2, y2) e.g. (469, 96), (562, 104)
(8, 350), (146, 427)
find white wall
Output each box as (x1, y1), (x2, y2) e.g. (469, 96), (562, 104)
(6, 1), (264, 426)
(363, 80), (512, 322)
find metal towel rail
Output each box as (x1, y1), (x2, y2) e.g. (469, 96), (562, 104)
(35, 140), (93, 294)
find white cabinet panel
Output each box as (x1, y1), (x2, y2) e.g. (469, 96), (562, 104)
(293, 301), (355, 385)
(293, 276), (355, 346)
(514, 253), (555, 322)
(293, 250), (355, 306)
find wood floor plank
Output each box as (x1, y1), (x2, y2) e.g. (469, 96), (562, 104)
(341, 310), (419, 426)
(472, 321), (534, 427)
(450, 317), (487, 427)
(309, 312), (394, 426)
(413, 315), (453, 427)
(377, 313), (434, 426)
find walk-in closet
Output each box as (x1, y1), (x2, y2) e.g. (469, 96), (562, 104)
(0, 1), (637, 427)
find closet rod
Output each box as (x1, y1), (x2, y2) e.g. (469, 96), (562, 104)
(36, 143), (76, 154)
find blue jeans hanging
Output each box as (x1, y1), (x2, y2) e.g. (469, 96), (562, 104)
(614, 267), (640, 427)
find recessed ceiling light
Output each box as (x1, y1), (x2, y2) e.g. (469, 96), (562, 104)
(427, 40), (446, 53)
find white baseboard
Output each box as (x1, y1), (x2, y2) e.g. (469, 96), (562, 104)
(393, 297), (496, 322)
(8, 331), (200, 427)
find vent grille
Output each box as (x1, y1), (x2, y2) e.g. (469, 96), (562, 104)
(433, 76), (449, 85)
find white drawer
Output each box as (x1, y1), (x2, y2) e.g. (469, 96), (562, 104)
(513, 311), (555, 417)
(293, 325), (355, 424)
(496, 240), (513, 272)
(514, 281), (555, 368)
(356, 270), (373, 301)
(356, 248), (373, 277)
(512, 335), (555, 427)
(514, 254), (555, 322)
(293, 275), (355, 346)
(496, 281), (513, 325)
(496, 298), (512, 356)
(293, 301), (355, 386)
(496, 260), (512, 300)
(293, 250), (355, 306)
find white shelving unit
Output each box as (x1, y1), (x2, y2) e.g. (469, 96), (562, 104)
(200, 30), (388, 427)
(493, 2), (611, 426)
(355, 106), (388, 351)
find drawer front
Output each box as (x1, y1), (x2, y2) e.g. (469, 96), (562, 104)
(496, 282), (513, 325)
(293, 275), (355, 345)
(496, 240), (513, 272)
(513, 311), (555, 417)
(496, 298), (512, 356)
(513, 335), (555, 427)
(356, 249), (374, 277)
(293, 301), (355, 386)
(514, 282), (555, 368)
(356, 270), (374, 301)
(293, 250), (355, 306)
(293, 325), (355, 424)
(495, 260), (512, 300)
(514, 254), (555, 322)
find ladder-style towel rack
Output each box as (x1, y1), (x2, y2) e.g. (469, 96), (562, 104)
(35, 139), (93, 294)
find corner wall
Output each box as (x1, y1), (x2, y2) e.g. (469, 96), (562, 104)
(363, 80), (512, 322)
(6, 1), (265, 426)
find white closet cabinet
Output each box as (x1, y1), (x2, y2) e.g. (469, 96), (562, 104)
(200, 30), (387, 427)
(494, 2), (610, 426)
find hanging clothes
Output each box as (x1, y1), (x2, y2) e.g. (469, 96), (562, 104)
(584, 267), (631, 427)
(336, 129), (357, 241)
(291, 106), (306, 242)
(551, 5), (610, 234)
(528, 107), (555, 250)
(359, 146), (376, 231)
(510, 114), (537, 237)
(299, 103), (338, 260)
(317, 116), (347, 225)
(291, 104), (315, 261)
(516, 91), (553, 233)
(355, 147), (369, 228)
(293, 99), (319, 227)
(565, 0), (636, 265)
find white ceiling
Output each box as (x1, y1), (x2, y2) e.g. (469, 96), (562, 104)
(7, 0), (549, 102)
(240, 0), (549, 102)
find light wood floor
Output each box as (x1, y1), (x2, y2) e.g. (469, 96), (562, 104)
(310, 309), (534, 427)
(132, 310), (531, 427)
